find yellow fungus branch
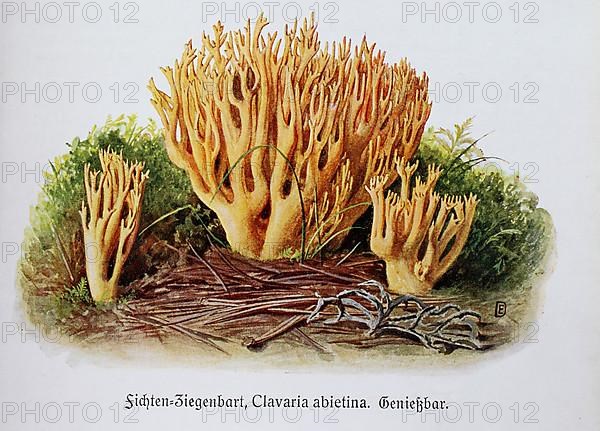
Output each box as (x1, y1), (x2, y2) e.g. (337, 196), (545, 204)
(80, 151), (148, 303)
(366, 157), (478, 295)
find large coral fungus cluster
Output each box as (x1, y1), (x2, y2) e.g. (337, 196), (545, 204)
(366, 157), (478, 295)
(148, 14), (431, 260)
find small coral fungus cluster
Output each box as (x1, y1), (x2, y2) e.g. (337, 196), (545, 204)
(77, 15), (479, 303)
(80, 151), (148, 303)
(366, 158), (477, 295)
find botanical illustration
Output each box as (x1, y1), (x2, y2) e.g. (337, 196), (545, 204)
(18, 15), (554, 361)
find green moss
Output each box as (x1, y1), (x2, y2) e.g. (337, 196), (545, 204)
(38, 114), (193, 232)
(59, 278), (93, 305)
(47, 278), (92, 322)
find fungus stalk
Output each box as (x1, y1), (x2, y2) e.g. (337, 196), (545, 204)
(80, 151), (148, 303)
(366, 158), (478, 295)
(149, 14), (431, 259)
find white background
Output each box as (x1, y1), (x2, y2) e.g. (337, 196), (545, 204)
(0, 0), (598, 429)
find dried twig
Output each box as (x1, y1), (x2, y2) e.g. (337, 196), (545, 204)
(307, 280), (481, 353)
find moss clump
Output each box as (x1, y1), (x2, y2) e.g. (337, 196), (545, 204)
(58, 278), (93, 305)
(49, 278), (94, 323)
(19, 115), (553, 339)
(38, 114), (194, 234)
